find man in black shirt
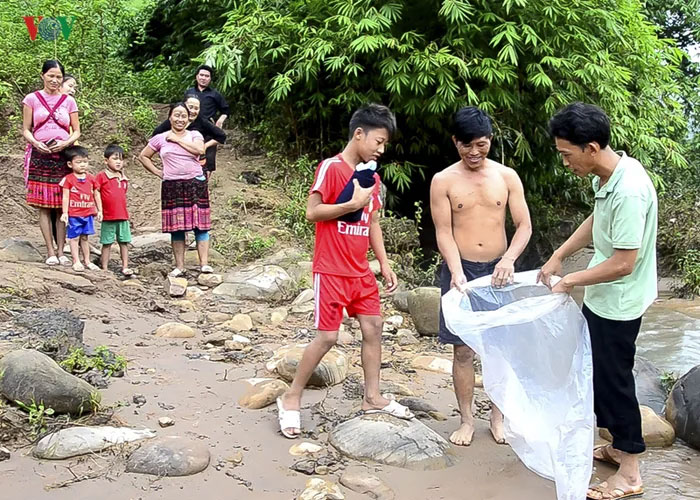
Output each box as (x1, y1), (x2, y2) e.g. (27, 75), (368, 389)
(184, 65), (230, 174)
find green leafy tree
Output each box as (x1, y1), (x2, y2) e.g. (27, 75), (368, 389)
(198, 0), (688, 198)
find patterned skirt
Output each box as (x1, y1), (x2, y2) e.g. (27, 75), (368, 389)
(26, 149), (70, 209)
(161, 177), (211, 233)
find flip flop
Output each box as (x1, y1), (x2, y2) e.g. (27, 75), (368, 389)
(586, 481), (643, 499)
(363, 399), (415, 420)
(593, 444), (621, 467)
(276, 397), (300, 439)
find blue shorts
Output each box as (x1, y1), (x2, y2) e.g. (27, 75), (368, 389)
(67, 216), (95, 239)
(438, 257), (500, 345)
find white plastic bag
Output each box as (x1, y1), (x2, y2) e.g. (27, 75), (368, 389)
(442, 270), (594, 500)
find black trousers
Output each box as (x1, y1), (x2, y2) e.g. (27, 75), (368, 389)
(583, 304), (646, 454)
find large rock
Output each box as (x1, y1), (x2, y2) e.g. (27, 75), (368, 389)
(287, 261), (313, 288)
(166, 276), (188, 297)
(13, 308), (84, 356)
(330, 413), (457, 470)
(197, 273), (223, 287)
(392, 291), (411, 313)
(600, 405), (675, 447)
(154, 322), (196, 338)
(267, 344), (348, 387)
(407, 287), (440, 335)
(0, 238), (43, 263)
(340, 468), (395, 500)
(666, 365), (700, 450)
(633, 356), (666, 415)
(126, 436), (210, 476)
(238, 378), (289, 409)
(215, 265), (294, 301)
(0, 350), (100, 415)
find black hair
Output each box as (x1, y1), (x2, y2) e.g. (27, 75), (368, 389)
(348, 103), (397, 141)
(548, 102), (611, 149)
(41, 60), (65, 76)
(196, 64), (214, 79)
(64, 145), (89, 162)
(168, 101), (189, 117)
(62, 73), (76, 83)
(452, 107), (492, 144)
(184, 94), (201, 102)
(104, 143), (125, 159)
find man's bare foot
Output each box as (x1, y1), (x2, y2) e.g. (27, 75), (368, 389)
(450, 421), (475, 446)
(490, 412), (506, 444)
(279, 392), (301, 436)
(586, 472), (643, 499)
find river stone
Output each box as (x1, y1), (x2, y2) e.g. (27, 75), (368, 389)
(292, 288), (315, 305)
(126, 436), (210, 476)
(185, 286), (205, 300)
(396, 329), (419, 346)
(666, 365), (700, 450)
(330, 413), (458, 470)
(289, 441), (323, 456)
(392, 291), (411, 313)
(291, 302), (315, 315)
(206, 312), (232, 324)
(166, 276), (188, 297)
(171, 299), (195, 312)
(634, 356), (666, 414)
(197, 273), (223, 287)
(0, 350), (100, 415)
(0, 238), (43, 263)
(238, 378), (289, 409)
(411, 355), (453, 375)
(216, 265), (293, 301)
(600, 405), (675, 447)
(220, 314), (253, 332)
(299, 478), (344, 500)
(407, 287), (440, 335)
(42, 268), (97, 294)
(270, 307), (289, 325)
(154, 322), (196, 338)
(340, 468), (395, 500)
(268, 345), (348, 387)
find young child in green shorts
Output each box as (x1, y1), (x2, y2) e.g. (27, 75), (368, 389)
(96, 144), (133, 276)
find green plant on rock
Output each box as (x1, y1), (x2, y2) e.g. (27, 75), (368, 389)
(15, 400), (55, 436)
(60, 346), (127, 377)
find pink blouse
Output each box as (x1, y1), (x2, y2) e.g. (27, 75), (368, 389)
(148, 130), (204, 180)
(22, 91), (78, 143)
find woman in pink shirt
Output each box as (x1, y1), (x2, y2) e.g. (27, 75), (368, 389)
(22, 60), (81, 265)
(138, 102), (212, 277)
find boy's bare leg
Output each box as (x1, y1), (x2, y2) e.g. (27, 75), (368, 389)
(280, 331), (338, 435)
(79, 236), (91, 266)
(101, 244), (111, 270)
(357, 314), (391, 410)
(171, 240), (186, 270)
(119, 243), (129, 271)
(196, 238), (209, 267)
(451, 344), (476, 446)
(68, 237), (80, 264)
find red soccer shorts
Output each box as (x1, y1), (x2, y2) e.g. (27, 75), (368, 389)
(313, 272), (381, 331)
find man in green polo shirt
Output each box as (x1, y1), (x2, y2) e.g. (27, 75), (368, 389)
(538, 102), (657, 500)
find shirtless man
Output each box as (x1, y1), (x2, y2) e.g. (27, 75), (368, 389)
(430, 107), (532, 446)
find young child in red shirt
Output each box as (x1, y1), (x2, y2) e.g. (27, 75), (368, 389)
(276, 104), (413, 438)
(96, 144), (133, 276)
(59, 146), (102, 272)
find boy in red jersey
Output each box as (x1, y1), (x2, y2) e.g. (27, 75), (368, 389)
(277, 104), (413, 438)
(59, 146), (102, 272)
(96, 144), (133, 276)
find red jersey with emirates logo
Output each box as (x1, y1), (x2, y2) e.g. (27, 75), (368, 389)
(310, 154), (382, 277)
(59, 173), (97, 217)
(95, 170), (129, 221)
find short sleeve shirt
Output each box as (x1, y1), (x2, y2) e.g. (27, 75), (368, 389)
(310, 154), (382, 277)
(59, 173), (97, 217)
(148, 131), (204, 180)
(95, 171), (129, 221)
(584, 153), (658, 320)
(22, 91), (78, 143)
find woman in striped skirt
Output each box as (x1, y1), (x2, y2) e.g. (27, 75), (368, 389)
(138, 102), (212, 277)
(21, 60), (81, 265)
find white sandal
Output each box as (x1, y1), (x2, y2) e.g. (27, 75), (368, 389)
(276, 397), (301, 439)
(86, 262), (100, 271)
(58, 255), (71, 266)
(363, 399), (414, 420)
(168, 268), (185, 278)
(200, 265), (214, 274)
(45, 256), (59, 266)
(72, 262), (85, 272)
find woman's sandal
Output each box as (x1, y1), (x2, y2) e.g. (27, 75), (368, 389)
(586, 481), (643, 499)
(276, 397), (301, 439)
